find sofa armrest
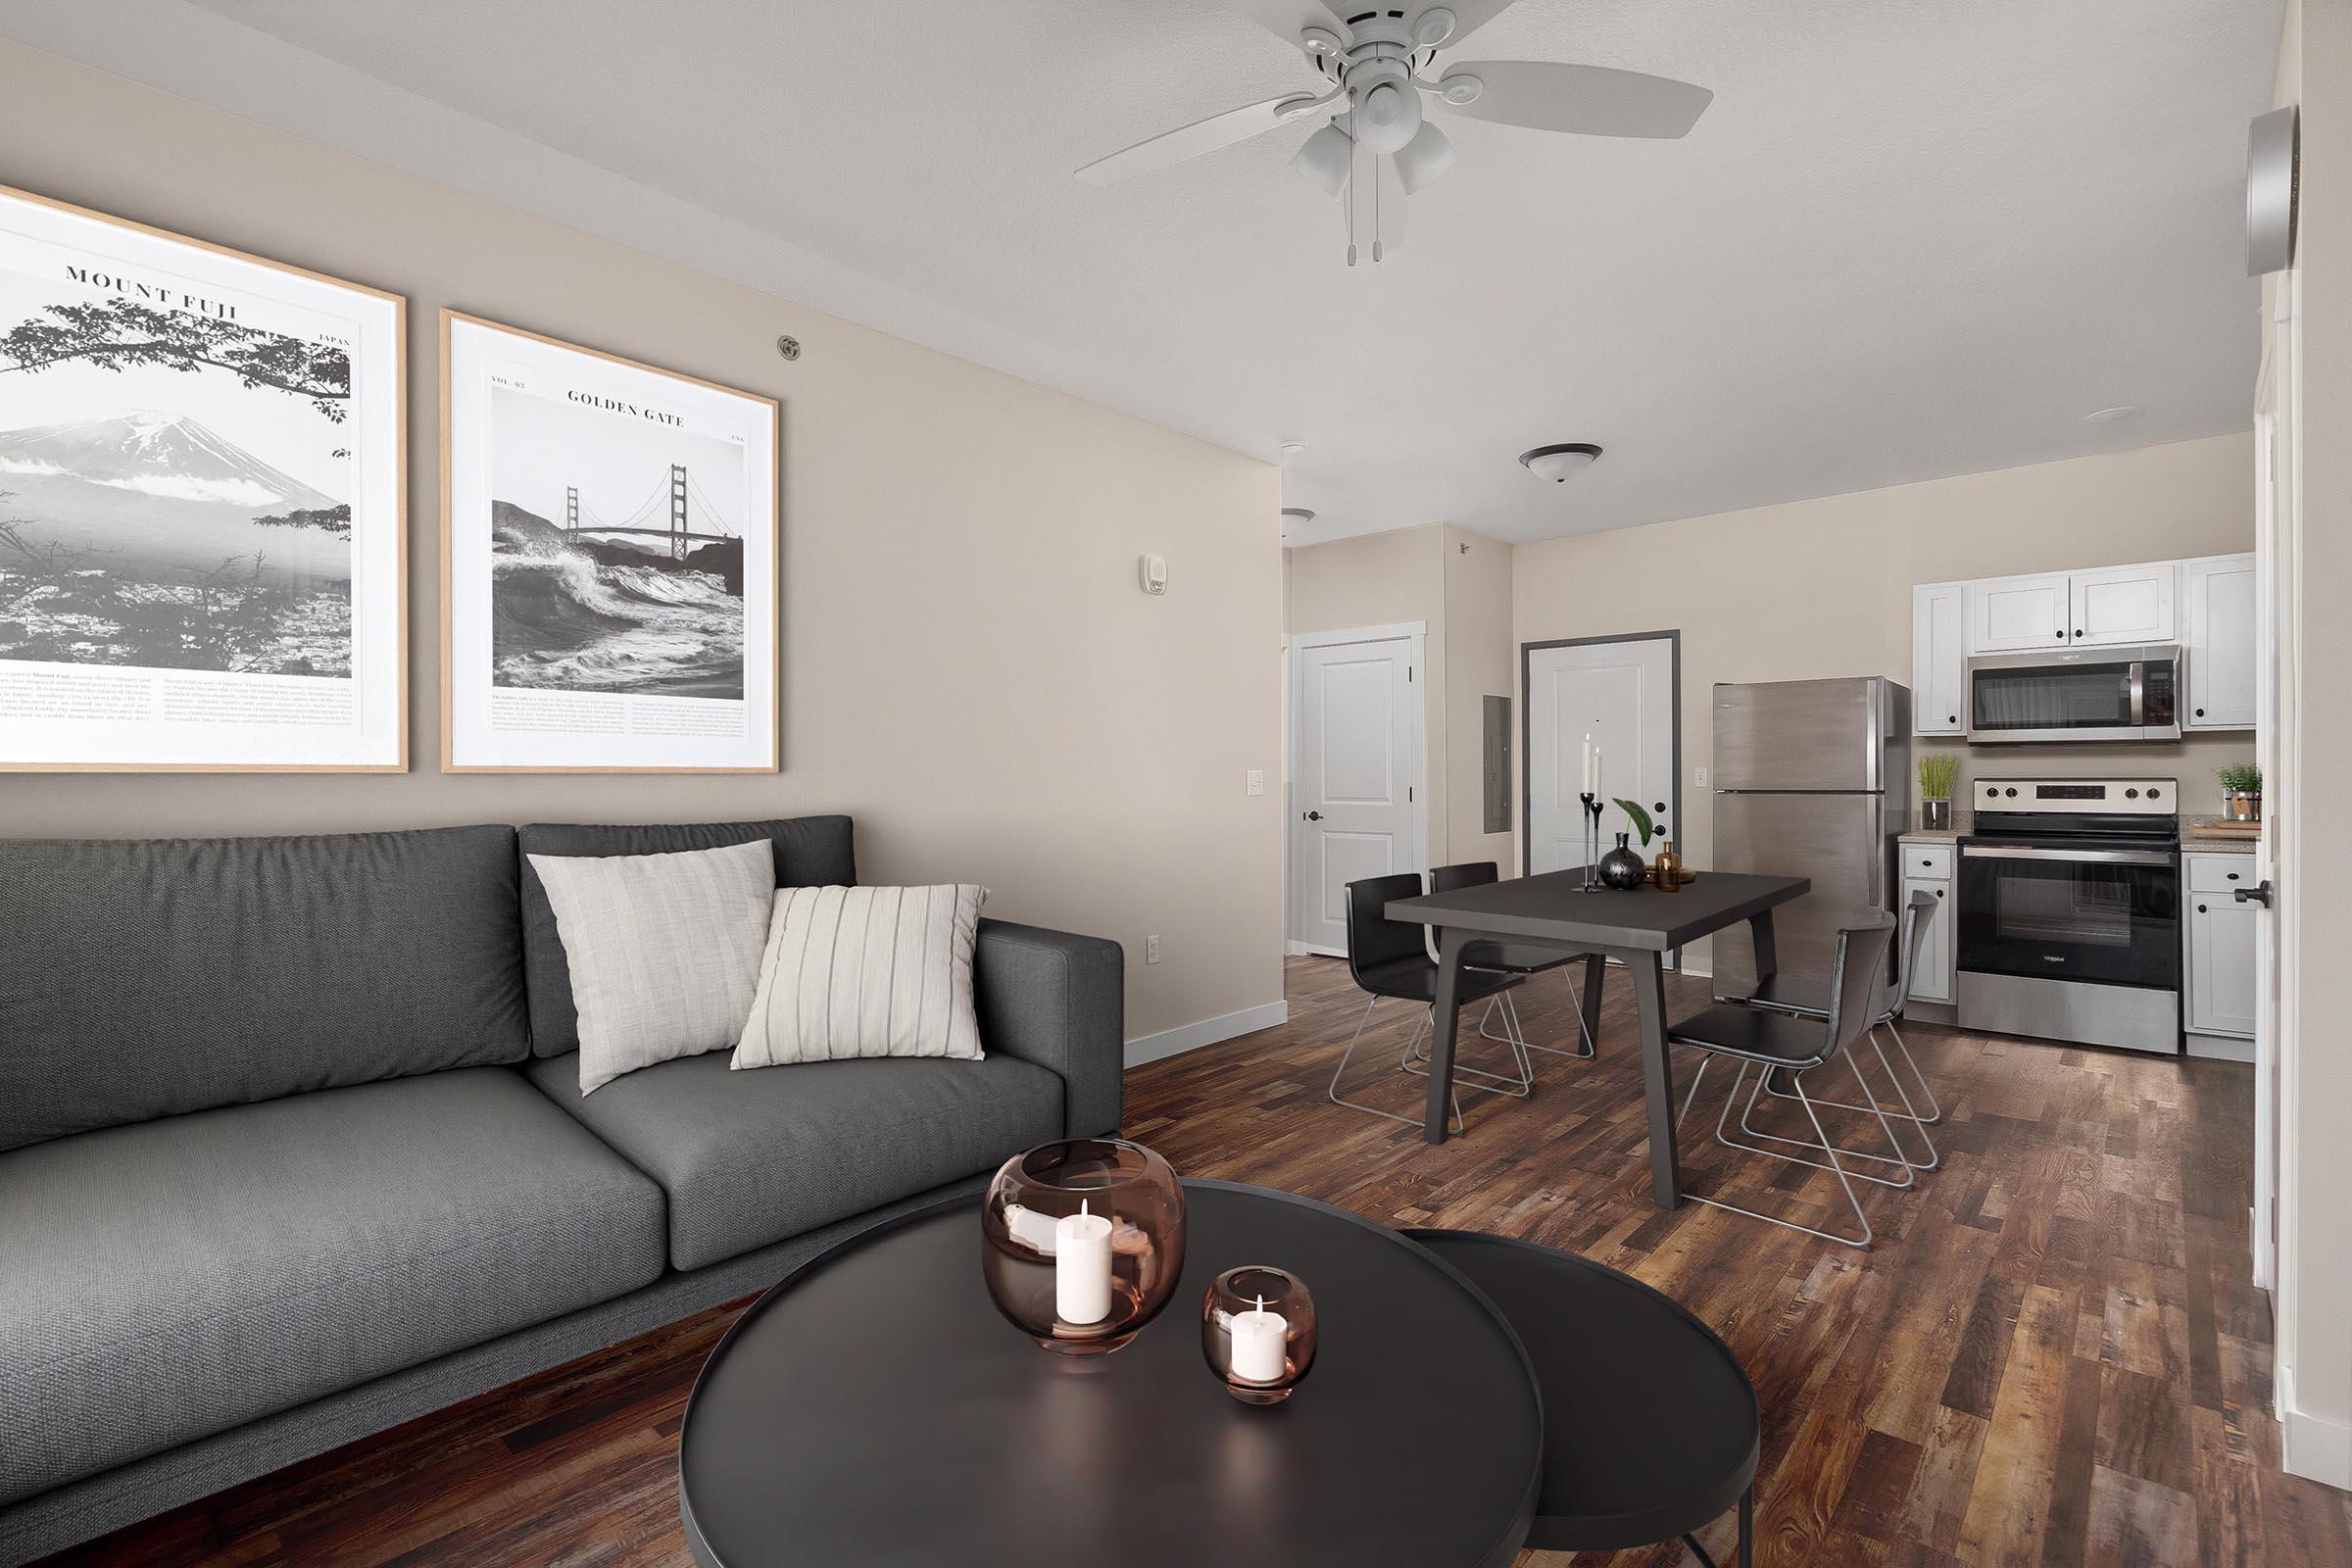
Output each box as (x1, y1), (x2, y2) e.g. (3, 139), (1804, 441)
(973, 919), (1125, 1138)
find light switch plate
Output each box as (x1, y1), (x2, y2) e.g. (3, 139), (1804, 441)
(1694, 766), (1709, 788)
(1247, 769), (1264, 796)
(1146, 935), (1161, 964)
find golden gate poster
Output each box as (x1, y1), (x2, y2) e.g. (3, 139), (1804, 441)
(440, 312), (777, 772)
(0, 185), (405, 770)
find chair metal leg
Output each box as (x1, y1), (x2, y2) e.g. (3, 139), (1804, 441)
(1330, 995), (1464, 1133)
(1684, 1057), (1876, 1249)
(1471, 995), (1541, 1081)
(1404, 1003), (1533, 1097)
(1727, 1047), (1918, 1189)
(1513, 967), (1597, 1059)
(1759, 1013), (1943, 1129)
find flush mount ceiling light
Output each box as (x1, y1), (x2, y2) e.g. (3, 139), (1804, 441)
(1073, 1), (1713, 267)
(1519, 442), (1603, 482)
(1279, 440), (1309, 457)
(2084, 405), (2144, 423)
(1280, 507), (1316, 531)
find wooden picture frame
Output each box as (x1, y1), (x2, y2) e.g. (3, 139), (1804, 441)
(0, 182), (408, 771)
(439, 310), (779, 772)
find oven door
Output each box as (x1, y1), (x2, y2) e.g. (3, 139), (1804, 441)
(1966, 654), (2179, 743)
(1956, 844), (2180, 989)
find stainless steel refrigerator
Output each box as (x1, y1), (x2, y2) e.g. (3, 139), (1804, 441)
(1710, 677), (1911, 1000)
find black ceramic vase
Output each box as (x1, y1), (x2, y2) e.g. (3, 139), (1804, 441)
(1598, 833), (1646, 891)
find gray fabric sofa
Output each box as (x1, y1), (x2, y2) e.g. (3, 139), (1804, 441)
(0, 815), (1124, 1565)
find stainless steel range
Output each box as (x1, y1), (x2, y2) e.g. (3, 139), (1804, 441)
(1955, 776), (2181, 1054)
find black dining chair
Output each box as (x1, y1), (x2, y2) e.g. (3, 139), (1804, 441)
(1728, 889), (1942, 1172)
(1332, 872), (1529, 1133)
(1668, 916), (1904, 1249)
(1424, 860), (1598, 1063)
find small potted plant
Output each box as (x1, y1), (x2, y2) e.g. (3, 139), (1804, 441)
(1918, 754), (1957, 832)
(2219, 762), (2262, 823)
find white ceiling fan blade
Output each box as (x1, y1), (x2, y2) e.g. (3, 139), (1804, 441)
(1216, 0), (1356, 50)
(1433, 61), (1713, 138)
(1076, 93), (1323, 185)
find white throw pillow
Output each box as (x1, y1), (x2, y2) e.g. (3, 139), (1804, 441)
(733, 884), (988, 1068)
(527, 838), (776, 1094)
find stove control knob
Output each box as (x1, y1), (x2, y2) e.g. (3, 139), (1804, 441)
(2126, 788), (2139, 799)
(2004, 787), (2018, 797)
(2146, 787), (2161, 800)
(1985, 786), (1998, 798)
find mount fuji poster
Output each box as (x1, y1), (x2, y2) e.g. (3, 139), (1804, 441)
(0, 184), (404, 770)
(442, 312), (777, 772)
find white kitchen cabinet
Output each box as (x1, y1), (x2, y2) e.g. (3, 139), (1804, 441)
(1970, 573), (2071, 652)
(2184, 857), (2257, 1039)
(2069, 562), (2178, 646)
(1911, 583), (1969, 735)
(1898, 858), (1954, 1005)
(2183, 554), (2258, 729)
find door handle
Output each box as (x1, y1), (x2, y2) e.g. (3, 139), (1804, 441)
(1303, 810), (1323, 821)
(2233, 880), (2274, 907)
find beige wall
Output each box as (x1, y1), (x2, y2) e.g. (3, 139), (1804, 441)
(1513, 435), (2256, 972)
(1443, 525), (1517, 872)
(2273, 0), (2352, 1485)
(0, 40), (1285, 1044)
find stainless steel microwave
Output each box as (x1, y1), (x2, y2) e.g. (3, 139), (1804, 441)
(1965, 645), (2181, 744)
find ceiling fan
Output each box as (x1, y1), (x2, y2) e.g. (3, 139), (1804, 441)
(1075, 1), (1712, 264)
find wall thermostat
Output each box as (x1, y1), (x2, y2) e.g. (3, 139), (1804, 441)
(1138, 554), (1168, 596)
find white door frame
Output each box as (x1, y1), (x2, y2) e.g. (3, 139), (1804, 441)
(2251, 282), (2293, 1298)
(1285, 620), (1429, 956)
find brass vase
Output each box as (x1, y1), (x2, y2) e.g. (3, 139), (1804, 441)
(1653, 839), (1684, 892)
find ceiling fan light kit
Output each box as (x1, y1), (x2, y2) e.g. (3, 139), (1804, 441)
(1073, 1), (1712, 264)
(1519, 443), (1603, 482)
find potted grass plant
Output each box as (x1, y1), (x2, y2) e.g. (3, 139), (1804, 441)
(1918, 754), (1957, 831)
(2219, 762), (2262, 823)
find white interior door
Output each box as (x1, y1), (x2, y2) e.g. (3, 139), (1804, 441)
(1289, 626), (1423, 956)
(2250, 315), (2291, 1295)
(1527, 636), (1679, 883)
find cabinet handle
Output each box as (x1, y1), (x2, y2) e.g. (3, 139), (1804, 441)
(1935, 889), (1944, 898)
(2227, 870), (2239, 880)
(2073, 628), (2083, 638)
(1948, 714), (1958, 723)
(2195, 708), (2206, 717)
(2198, 904), (2208, 914)
(2054, 630), (2064, 640)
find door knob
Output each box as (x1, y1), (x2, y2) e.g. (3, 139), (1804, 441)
(2233, 880), (2274, 907)
(1303, 810), (1323, 821)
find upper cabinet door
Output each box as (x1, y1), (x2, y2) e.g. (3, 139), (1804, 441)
(2069, 563), (2177, 646)
(2183, 554), (2257, 729)
(1971, 573), (2071, 652)
(1912, 583), (1968, 734)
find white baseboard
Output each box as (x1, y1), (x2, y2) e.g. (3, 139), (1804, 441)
(1124, 1000), (1290, 1068)
(2186, 1031), (2257, 1063)
(2278, 1363), (2352, 1489)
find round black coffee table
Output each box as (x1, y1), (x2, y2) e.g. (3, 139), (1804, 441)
(679, 1180), (1543, 1568)
(1405, 1229), (1759, 1567)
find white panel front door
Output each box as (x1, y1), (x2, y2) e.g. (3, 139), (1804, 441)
(1527, 637), (1678, 886)
(1291, 632), (1421, 955)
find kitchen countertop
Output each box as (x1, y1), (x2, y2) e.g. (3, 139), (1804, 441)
(1900, 813), (2258, 852)
(2181, 816), (2263, 854)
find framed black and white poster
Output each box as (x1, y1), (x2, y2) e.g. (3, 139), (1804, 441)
(441, 312), (778, 773)
(0, 184), (406, 771)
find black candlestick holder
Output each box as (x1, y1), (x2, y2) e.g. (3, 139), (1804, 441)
(1578, 793), (1605, 892)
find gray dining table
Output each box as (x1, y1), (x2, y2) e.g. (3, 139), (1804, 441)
(1384, 868), (1811, 1207)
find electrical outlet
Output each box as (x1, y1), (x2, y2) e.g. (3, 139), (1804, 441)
(1247, 768), (1265, 796)
(1146, 935), (1161, 965)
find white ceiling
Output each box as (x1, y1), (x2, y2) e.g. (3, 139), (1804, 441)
(7, 0), (2280, 546)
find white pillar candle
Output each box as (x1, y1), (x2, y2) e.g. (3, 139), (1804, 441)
(1054, 1200), (1114, 1324)
(1582, 734), (1596, 796)
(1227, 1296), (1288, 1384)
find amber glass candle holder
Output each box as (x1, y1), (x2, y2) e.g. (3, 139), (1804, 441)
(981, 1139), (1186, 1355)
(1200, 1265), (1317, 1404)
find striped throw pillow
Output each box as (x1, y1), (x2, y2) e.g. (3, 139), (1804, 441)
(526, 837), (776, 1094)
(732, 884), (987, 1067)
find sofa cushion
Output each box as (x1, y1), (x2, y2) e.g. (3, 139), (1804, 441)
(0, 1068), (666, 1505)
(0, 826), (530, 1152)
(522, 1049), (1061, 1270)
(519, 815), (857, 1057)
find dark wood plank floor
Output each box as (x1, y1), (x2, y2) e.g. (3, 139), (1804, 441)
(43, 956), (2352, 1567)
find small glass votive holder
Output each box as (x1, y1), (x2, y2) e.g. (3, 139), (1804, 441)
(1200, 1265), (1316, 1405)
